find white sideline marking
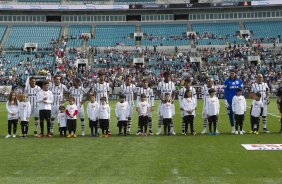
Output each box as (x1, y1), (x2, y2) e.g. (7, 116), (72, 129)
(246, 106), (280, 118)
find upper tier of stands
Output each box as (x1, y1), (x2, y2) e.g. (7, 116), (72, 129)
(114, 0), (155, 4)
(5, 26), (61, 49)
(67, 25), (92, 47)
(192, 23), (244, 45)
(244, 21), (282, 43)
(88, 25), (135, 47)
(141, 24), (188, 46)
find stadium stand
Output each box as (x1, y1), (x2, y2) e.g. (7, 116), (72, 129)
(67, 25), (92, 48)
(88, 25), (135, 47)
(192, 23), (244, 45)
(141, 24), (188, 46)
(5, 26), (61, 50)
(244, 21), (282, 43)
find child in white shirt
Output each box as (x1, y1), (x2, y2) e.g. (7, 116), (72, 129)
(232, 88), (246, 135)
(136, 93), (151, 136)
(6, 91), (19, 138)
(160, 93), (175, 135)
(58, 105), (67, 137)
(87, 94), (99, 137)
(66, 96), (78, 138)
(181, 90), (196, 135)
(250, 92), (263, 134)
(206, 88), (220, 136)
(99, 97), (110, 138)
(116, 94), (130, 136)
(19, 94), (31, 138)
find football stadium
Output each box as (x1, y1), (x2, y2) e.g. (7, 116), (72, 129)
(0, 0), (281, 183)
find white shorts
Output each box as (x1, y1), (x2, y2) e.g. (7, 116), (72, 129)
(31, 107), (39, 118)
(262, 104), (268, 117)
(51, 106), (60, 118)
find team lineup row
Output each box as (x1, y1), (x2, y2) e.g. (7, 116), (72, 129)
(5, 70), (282, 138)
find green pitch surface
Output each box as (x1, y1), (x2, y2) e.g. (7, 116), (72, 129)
(0, 99), (281, 184)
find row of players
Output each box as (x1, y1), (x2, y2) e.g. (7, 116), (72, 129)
(5, 70), (281, 138)
(5, 81), (266, 138)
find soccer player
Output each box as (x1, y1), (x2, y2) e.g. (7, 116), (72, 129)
(232, 88), (246, 135)
(160, 93), (175, 135)
(136, 78), (154, 135)
(24, 77), (41, 136)
(68, 78), (89, 136)
(36, 81), (54, 138)
(181, 90), (196, 135)
(136, 93), (151, 136)
(156, 72), (176, 135)
(178, 78), (197, 135)
(201, 78), (215, 134)
(250, 92), (263, 134)
(250, 74), (270, 133)
(92, 72), (110, 104)
(206, 88), (220, 136)
(116, 94), (130, 136)
(276, 83), (282, 133)
(87, 94), (99, 137)
(49, 75), (68, 135)
(119, 75), (136, 134)
(224, 69), (244, 133)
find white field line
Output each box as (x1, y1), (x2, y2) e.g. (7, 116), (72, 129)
(246, 106), (280, 118)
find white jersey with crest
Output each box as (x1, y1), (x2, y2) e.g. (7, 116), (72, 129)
(24, 85), (41, 109)
(120, 83), (136, 106)
(49, 83), (68, 106)
(93, 82), (110, 104)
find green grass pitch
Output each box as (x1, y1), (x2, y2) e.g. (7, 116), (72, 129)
(0, 99), (281, 184)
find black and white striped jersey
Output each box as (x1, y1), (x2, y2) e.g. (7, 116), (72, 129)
(178, 86), (197, 105)
(251, 82), (269, 103)
(120, 83), (136, 106)
(157, 81), (176, 101)
(202, 84), (215, 107)
(93, 82), (110, 104)
(24, 85), (41, 109)
(68, 86), (88, 106)
(136, 87), (155, 107)
(49, 83), (68, 106)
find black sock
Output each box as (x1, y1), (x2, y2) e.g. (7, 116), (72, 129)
(164, 126), (167, 134)
(119, 127), (122, 134)
(123, 127), (126, 135)
(168, 125), (171, 134)
(235, 122), (238, 131)
(209, 122), (212, 132)
(90, 127), (93, 135)
(106, 129), (108, 135)
(185, 123), (188, 133)
(191, 122), (194, 133)
(144, 126), (147, 133)
(213, 122), (216, 133)
(21, 125), (24, 135)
